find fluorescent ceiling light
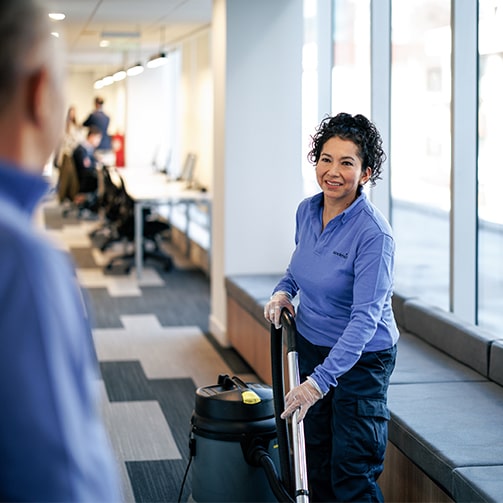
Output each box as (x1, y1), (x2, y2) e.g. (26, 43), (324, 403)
(113, 70), (127, 81)
(126, 62), (144, 76)
(101, 75), (114, 86)
(48, 13), (65, 21)
(147, 52), (168, 69)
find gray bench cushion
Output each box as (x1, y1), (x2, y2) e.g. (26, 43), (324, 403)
(388, 381), (503, 494)
(452, 466), (503, 503)
(391, 331), (487, 385)
(402, 299), (495, 376)
(225, 274), (283, 329)
(391, 291), (409, 328)
(489, 340), (503, 387)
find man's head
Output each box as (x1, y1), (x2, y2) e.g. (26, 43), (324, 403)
(0, 0), (65, 174)
(95, 96), (104, 109)
(87, 125), (103, 149)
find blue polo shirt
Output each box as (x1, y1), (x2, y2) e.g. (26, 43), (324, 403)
(0, 162), (120, 502)
(274, 189), (399, 394)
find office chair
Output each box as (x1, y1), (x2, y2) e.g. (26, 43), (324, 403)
(101, 170), (173, 274)
(88, 165), (125, 249)
(57, 153), (99, 218)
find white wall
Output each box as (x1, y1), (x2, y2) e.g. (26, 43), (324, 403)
(180, 30), (214, 190)
(125, 59), (178, 171)
(210, 0), (304, 345)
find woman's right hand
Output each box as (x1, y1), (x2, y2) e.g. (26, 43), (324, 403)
(263, 291), (294, 328)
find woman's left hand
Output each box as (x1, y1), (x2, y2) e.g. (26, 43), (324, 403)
(281, 379), (323, 422)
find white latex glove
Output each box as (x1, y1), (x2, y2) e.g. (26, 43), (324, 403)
(281, 378), (324, 423)
(263, 291), (294, 329)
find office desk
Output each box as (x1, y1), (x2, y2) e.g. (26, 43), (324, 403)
(120, 169), (211, 278)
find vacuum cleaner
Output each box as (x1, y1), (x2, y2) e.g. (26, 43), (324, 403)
(185, 310), (309, 502)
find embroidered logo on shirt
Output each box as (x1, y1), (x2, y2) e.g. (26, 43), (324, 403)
(333, 250), (348, 259)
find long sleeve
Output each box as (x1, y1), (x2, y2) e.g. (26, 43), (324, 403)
(0, 191), (121, 502)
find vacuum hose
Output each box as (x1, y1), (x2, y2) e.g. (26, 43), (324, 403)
(248, 445), (294, 503)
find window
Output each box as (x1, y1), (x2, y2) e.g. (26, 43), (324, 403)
(477, 0), (503, 333)
(390, 0), (451, 309)
(331, 0), (371, 117)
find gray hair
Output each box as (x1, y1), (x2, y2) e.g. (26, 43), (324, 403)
(0, 0), (50, 112)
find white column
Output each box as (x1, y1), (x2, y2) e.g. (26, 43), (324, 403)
(210, 0), (304, 345)
(369, 0), (391, 221)
(317, 0), (332, 121)
(450, 0), (478, 322)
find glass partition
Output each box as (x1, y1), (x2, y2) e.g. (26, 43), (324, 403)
(390, 0), (451, 309)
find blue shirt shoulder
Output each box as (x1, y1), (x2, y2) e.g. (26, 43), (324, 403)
(274, 190), (399, 393)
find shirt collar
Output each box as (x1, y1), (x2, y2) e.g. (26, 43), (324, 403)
(311, 185), (367, 224)
(0, 161), (50, 216)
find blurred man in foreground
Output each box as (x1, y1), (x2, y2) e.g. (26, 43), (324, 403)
(0, 1), (121, 501)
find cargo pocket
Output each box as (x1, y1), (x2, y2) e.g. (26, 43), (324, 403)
(357, 398), (390, 421)
(355, 399), (390, 462)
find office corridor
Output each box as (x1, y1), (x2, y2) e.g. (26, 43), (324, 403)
(42, 198), (257, 502)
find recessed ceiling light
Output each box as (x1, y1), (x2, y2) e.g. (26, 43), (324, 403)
(100, 40), (111, 48)
(51, 32), (60, 38)
(48, 13), (66, 21)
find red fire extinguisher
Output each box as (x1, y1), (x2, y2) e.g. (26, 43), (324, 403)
(112, 133), (125, 167)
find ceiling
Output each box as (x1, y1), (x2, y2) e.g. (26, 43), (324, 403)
(46, 0), (212, 73)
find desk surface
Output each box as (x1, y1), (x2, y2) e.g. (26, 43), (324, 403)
(118, 168), (211, 203)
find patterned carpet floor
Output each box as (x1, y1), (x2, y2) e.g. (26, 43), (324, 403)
(42, 200), (258, 502)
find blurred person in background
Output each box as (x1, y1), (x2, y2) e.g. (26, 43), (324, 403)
(83, 96), (112, 153)
(55, 105), (84, 168)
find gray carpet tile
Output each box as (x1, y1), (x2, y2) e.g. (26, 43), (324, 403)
(71, 246), (99, 268)
(87, 273), (210, 331)
(43, 204), (81, 229)
(101, 361), (196, 455)
(101, 361), (197, 502)
(126, 459), (192, 503)
(101, 361), (156, 402)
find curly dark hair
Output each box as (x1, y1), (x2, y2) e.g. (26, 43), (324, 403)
(307, 113), (386, 186)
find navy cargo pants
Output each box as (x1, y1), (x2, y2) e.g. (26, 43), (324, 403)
(297, 333), (397, 502)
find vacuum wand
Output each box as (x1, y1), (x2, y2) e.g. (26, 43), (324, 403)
(271, 310), (310, 503)
(287, 351), (309, 503)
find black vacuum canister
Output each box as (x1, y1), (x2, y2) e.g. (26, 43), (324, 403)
(192, 374), (276, 438)
(190, 374), (279, 502)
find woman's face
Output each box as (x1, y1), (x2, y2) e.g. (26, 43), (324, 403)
(315, 136), (371, 207)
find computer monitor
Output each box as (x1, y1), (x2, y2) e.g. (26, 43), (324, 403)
(177, 153), (196, 187)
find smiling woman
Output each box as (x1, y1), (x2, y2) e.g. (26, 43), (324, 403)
(315, 136), (371, 224)
(264, 112), (399, 502)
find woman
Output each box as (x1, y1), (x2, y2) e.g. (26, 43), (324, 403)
(56, 106), (83, 168)
(264, 112), (399, 502)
